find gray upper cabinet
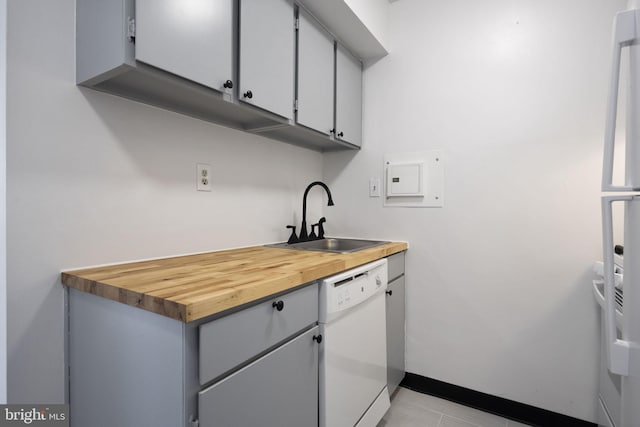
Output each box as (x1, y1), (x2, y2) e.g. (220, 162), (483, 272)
(76, 0), (365, 152)
(136, 0), (233, 92)
(335, 44), (363, 147)
(239, 0), (295, 120)
(296, 8), (335, 136)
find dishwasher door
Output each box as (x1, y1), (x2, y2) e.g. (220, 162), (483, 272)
(319, 259), (389, 427)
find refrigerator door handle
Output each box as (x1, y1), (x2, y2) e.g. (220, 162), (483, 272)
(603, 10), (639, 191)
(602, 195), (632, 376)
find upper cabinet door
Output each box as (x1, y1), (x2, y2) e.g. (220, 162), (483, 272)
(239, 0), (295, 120)
(135, 0), (233, 92)
(296, 8), (334, 135)
(335, 44), (363, 147)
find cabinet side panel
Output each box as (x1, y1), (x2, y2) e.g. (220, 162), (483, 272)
(69, 289), (184, 427)
(296, 9), (334, 135)
(76, 0), (129, 84)
(335, 44), (362, 147)
(239, 0), (295, 119)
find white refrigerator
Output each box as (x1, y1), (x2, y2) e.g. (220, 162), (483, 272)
(597, 2), (640, 426)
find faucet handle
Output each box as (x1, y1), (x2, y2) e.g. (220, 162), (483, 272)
(286, 225), (298, 244)
(310, 224), (318, 240)
(317, 217), (327, 239)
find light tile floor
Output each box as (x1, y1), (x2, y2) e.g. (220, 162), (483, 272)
(378, 387), (531, 427)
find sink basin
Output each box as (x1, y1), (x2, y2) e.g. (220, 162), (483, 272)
(266, 238), (389, 254)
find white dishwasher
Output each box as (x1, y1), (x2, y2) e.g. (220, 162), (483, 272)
(319, 258), (390, 427)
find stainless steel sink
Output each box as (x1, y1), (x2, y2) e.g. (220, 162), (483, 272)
(266, 238), (389, 254)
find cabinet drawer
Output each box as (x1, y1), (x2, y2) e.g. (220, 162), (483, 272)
(198, 326), (319, 427)
(199, 283), (318, 385)
(387, 252), (405, 282)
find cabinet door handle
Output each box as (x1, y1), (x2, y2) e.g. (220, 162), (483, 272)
(337, 131), (344, 138)
(312, 334), (323, 344)
(329, 129), (335, 134)
(223, 80), (233, 89)
(243, 90), (253, 99)
(386, 290), (393, 296)
(272, 300), (284, 311)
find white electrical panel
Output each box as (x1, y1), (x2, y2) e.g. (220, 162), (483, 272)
(383, 150), (444, 208)
(386, 162), (424, 197)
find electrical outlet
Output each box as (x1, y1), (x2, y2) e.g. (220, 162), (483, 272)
(197, 163), (212, 192)
(369, 178), (381, 197)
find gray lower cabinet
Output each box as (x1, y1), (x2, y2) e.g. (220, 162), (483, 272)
(67, 282), (319, 427)
(335, 43), (363, 147)
(296, 7), (335, 136)
(135, 0), (233, 91)
(198, 326), (319, 427)
(199, 282), (319, 385)
(239, 0), (295, 120)
(386, 252), (406, 394)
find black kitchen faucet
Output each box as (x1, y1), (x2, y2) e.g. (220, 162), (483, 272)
(287, 181), (334, 243)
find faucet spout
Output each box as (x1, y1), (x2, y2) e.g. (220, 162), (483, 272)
(300, 181), (334, 241)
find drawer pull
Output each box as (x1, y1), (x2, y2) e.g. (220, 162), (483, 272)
(272, 300), (284, 311)
(386, 290), (393, 296)
(313, 334), (323, 344)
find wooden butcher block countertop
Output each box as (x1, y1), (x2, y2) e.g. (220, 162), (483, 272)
(61, 242), (408, 322)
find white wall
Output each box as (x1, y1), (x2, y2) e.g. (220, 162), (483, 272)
(0, 0), (7, 405)
(325, 0), (625, 422)
(7, 0), (324, 403)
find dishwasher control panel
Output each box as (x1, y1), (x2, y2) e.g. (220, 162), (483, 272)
(319, 259), (388, 320)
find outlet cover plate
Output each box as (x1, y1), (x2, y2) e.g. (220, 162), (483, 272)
(197, 163), (212, 192)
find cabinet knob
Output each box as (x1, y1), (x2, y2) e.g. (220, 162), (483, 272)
(337, 131), (344, 138)
(329, 129), (336, 134)
(313, 334), (323, 344)
(243, 90), (253, 99)
(223, 80), (233, 89)
(272, 300), (284, 311)
(386, 290), (393, 296)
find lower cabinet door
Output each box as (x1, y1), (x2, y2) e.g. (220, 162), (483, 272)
(386, 276), (406, 394)
(198, 326), (319, 427)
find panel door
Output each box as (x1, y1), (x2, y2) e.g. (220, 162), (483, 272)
(335, 44), (363, 146)
(386, 276), (406, 394)
(296, 8), (334, 135)
(239, 0), (295, 119)
(198, 327), (319, 427)
(135, 0), (233, 92)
